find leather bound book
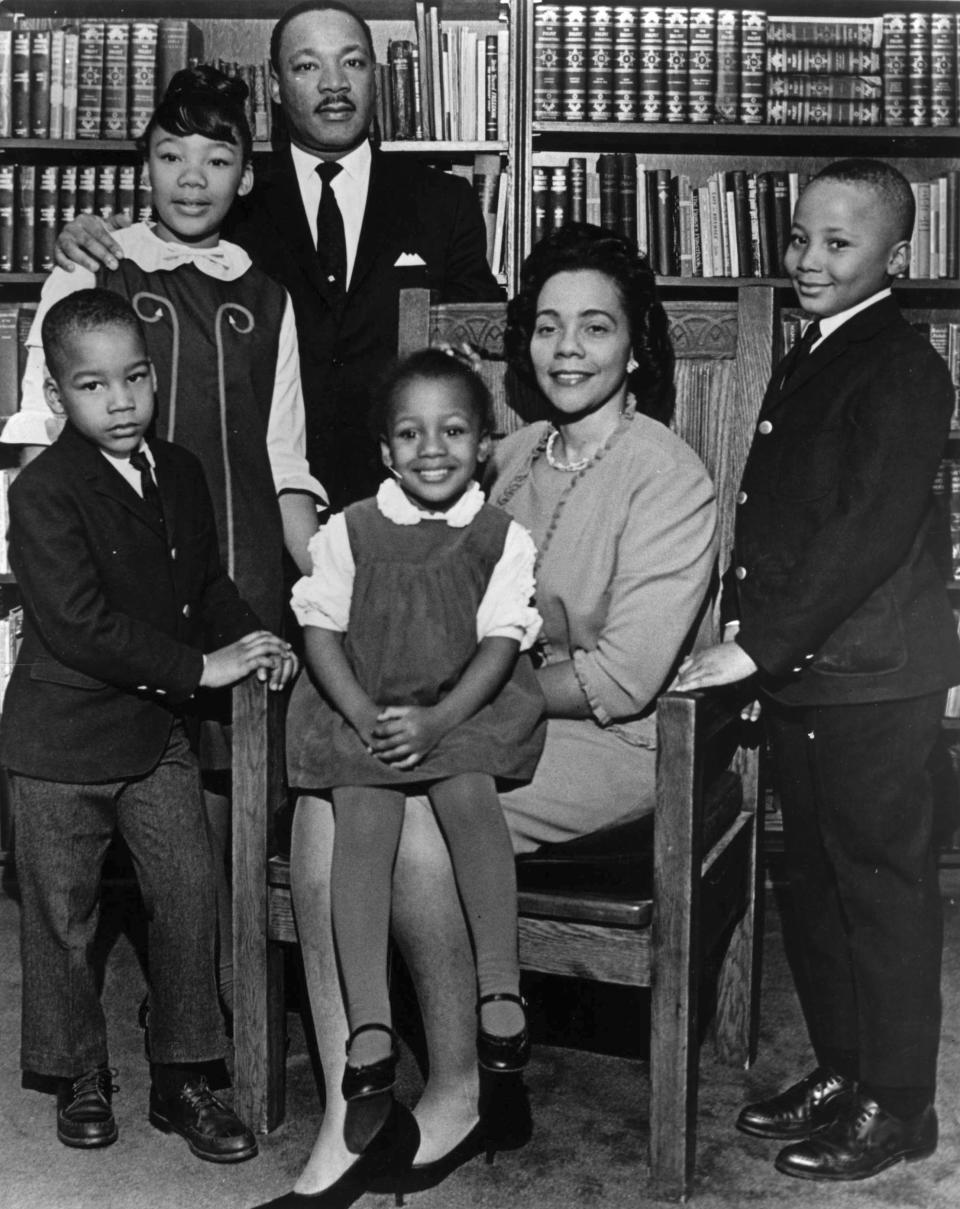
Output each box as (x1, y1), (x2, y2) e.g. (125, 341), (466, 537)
(11, 29), (31, 139)
(639, 6), (665, 122)
(0, 163), (13, 273)
(58, 163), (77, 229)
(714, 9), (740, 123)
(36, 163), (58, 273)
(533, 3), (562, 122)
(567, 156), (587, 224)
(612, 6), (638, 122)
(77, 163), (97, 217)
(587, 5), (614, 121)
(548, 164), (568, 231)
(95, 163), (117, 223)
(766, 16), (882, 48)
(597, 152), (619, 233)
(562, 5), (588, 122)
(883, 12), (908, 126)
(102, 22), (130, 140)
(128, 22), (158, 139)
(663, 6), (688, 123)
(77, 21), (105, 140)
(15, 164), (35, 273)
(687, 7), (716, 124)
(532, 164), (550, 243)
(738, 10), (766, 124)
(29, 29), (51, 139)
(617, 151), (637, 243)
(930, 12), (955, 127)
(908, 12), (931, 127)
(770, 171), (792, 277)
(117, 163), (136, 223)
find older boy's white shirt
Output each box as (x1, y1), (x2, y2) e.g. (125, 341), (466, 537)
(290, 479), (542, 649)
(8, 224), (325, 503)
(807, 286), (892, 351)
(290, 139), (371, 289)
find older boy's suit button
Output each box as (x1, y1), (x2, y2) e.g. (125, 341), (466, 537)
(758, 420), (773, 434)
(737, 490), (748, 504)
(182, 604), (191, 618)
(735, 566), (747, 580)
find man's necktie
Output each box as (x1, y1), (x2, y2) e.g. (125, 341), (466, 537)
(316, 161), (347, 294)
(781, 319), (821, 388)
(129, 450), (164, 522)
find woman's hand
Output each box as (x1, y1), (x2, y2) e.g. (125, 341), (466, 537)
(54, 213), (131, 272)
(674, 642), (758, 692)
(370, 704), (448, 769)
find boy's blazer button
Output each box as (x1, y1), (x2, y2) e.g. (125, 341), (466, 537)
(758, 420), (773, 434)
(734, 566), (748, 580)
(182, 603), (192, 618)
(169, 546), (177, 560)
(736, 490), (748, 504)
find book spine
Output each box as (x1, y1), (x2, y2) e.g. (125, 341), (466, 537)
(157, 20), (200, 100)
(690, 182), (703, 275)
(562, 5), (588, 122)
(15, 163), (35, 272)
(730, 169), (751, 277)
(587, 5), (614, 122)
(568, 156), (587, 223)
(677, 173), (694, 277)
(746, 173), (762, 277)
(532, 164), (549, 244)
(597, 152), (619, 233)
(612, 7), (638, 122)
(696, 183), (713, 276)
(388, 41), (414, 141)
(128, 21), (158, 138)
(473, 153), (500, 264)
(491, 168), (508, 277)
(687, 7), (716, 124)
(930, 13), (955, 127)
(767, 74), (883, 101)
(766, 17), (883, 48)
(0, 30), (12, 139)
(12, 30), (31, 139)
(62, 29), (79, 140)
(739, 10), (767, 124)
(36, 162), (58, 272)
(639, 6), (665, 123)
(375, 62), (392, 142)
(714, 9), (739, 123)
(755, 171), (773, 276)
(414, 2), (433, 140)
(58, 163), (77, 228)
(117, 162), (136, 222)
(77, 21), (105, 139)
(137, 161), (153, 223)
(663, 6), (688, 123)
(655, 167), (675, 275)
(410, 44), (424, 140)
(908, 12), (931, 127)
(30, 30), (51, 139)
(947, 169), (959, 279)
(548, 164), (568, 231)
(252, 63), (269, 142)
(427, 6), (444, 140)
(533, 4), (562, 122)
(77, 163), (96, 215)
(496, 27), (509, 141)
(915, 179), (932, 277)
(617, 151), (636, 243)
(883, 12), (908, 126)
(636, 160), (648, 259)
(767, 99), (882, 126)
(103, 22), (130, 140)
(48, 28), (65, 140)
(485, 34), (498, 139)
(0, 306), (19, 419)
(767, 46), (881, 74)
(0, 164), (14, 272)
(770, 172), (791, 276)
(96, 163), (117, 221)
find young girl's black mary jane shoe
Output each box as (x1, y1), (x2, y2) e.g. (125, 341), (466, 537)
(476, 992), (531, 1073)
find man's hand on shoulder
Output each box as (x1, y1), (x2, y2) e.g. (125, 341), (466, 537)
(54, 213), (131, 273)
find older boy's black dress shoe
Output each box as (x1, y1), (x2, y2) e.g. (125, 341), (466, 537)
(149, 1077), (258, 1163)
(736, 1067), (855, 1140)
(774, 1094), (937, 1181)
(57, 1066), (118, 1148)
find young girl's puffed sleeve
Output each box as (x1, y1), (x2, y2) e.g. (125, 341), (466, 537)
(475, 520), (542, 650)
(289, 512), (355, 630)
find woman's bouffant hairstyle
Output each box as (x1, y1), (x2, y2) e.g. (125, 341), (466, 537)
(370, 347), (495, 440)
(505, 223), (675, 425)
(137, 64), (253, 165)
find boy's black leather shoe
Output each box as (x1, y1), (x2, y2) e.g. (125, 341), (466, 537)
(57, 1066), (118, 1148)
(736, 1067), (855, 1140)
(774, 1094), (937, 1181)
(149, 1077), (258, 1163)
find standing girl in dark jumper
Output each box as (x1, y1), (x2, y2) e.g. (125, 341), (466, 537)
(286, 348), (545, 1159)
(10, 65), (325, 1018)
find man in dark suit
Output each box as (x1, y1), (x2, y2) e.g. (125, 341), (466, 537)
(54, 1), (503, 508)
(678, 160), (960, 1182)
(1, 290), (295, 1161)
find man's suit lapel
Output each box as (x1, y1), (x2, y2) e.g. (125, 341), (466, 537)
(349, 152), (405, 296)
(261, 149), (342, 307)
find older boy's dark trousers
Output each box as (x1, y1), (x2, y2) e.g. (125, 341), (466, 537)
(14, 724), (226, 1078)
(766, 692), (943, 1093)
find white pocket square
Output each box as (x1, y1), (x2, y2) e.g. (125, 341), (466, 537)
(394, 252), (426, 267)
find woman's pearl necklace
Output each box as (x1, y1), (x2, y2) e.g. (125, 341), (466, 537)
(544, 428), (592, 473)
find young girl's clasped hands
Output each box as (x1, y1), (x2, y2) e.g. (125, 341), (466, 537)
(287, 349), (545, 1161)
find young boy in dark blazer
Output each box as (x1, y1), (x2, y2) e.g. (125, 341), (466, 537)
(677, 159), (960, 1181)
(1, 290), (296, 1162)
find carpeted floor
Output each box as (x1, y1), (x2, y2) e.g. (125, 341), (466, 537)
(2, 865), (959, 1209)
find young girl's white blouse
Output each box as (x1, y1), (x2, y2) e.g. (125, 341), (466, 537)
(291, 479), (542, 649)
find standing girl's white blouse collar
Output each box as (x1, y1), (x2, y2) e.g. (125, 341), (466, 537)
(129, 224), (252, 280)
(376, 478), (485, 527)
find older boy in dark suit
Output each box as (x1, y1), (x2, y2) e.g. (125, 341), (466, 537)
(1, 290), (295, 1161)
(677, 159), (960, 1181)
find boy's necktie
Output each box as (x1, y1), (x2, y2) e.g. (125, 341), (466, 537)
(781, 319), (821, 388)
(129, 450), (165, 522)
(316, 161), (347, 294)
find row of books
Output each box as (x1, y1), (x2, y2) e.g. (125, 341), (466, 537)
(0, 20), (200, 141)
(0, 162), (152, 274)
(0, 606), (23, 711)
(533, 7), (960, 126)
(917, 320), (960, 429)
(933, 456), (960, 589)
(452, 155), (509, 277)
(533, 157), (960, 280)
(0, 303), (35, 421)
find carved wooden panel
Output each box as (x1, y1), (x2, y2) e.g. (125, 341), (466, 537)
(665, 300), (739, 360)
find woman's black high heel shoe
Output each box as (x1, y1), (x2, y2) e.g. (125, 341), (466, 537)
(249, 1100), (420, 1209)
(476, 992), (530, 1073)
(341, 1023), (399, 1155)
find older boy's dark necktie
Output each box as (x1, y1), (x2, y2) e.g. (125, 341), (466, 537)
(316, 161), (347, 294)
(781, 319), (821, 388)
(129, 450), (164, 523)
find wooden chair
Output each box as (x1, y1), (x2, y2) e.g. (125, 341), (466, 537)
(232, 285), (774, 1199)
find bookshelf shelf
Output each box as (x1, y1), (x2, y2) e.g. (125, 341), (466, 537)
(533, 122), (960, 147)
